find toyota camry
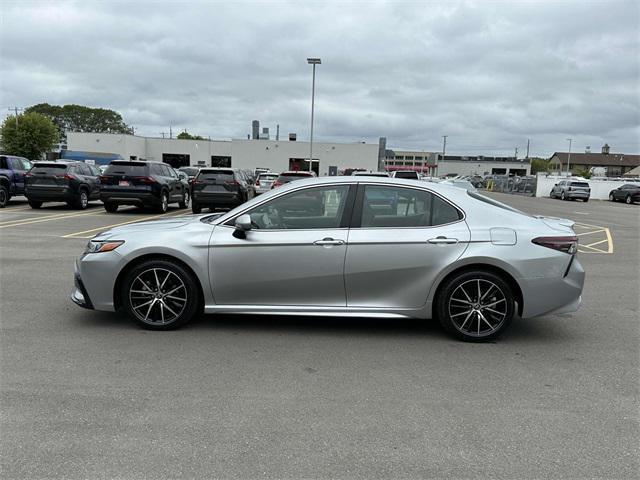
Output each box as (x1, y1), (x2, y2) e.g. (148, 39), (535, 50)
(71, 176), (584, 341)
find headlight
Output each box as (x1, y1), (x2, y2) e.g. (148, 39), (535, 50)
(85, 240), (124, 254)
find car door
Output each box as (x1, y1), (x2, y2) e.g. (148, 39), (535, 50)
(86, 165), (101, 197)
(160, 165), (179, 200)
(9, 157), (28, 194)
(209, 183), (355, 306)
(344, 184), (470, 309)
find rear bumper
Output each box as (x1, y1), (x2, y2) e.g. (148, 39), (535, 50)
(519, 256), (585, 318)
(100, 191), (160, 206)
(193, 192), (242, 207)
(26, 186), (76, 201)
(566, 192), (590, 199)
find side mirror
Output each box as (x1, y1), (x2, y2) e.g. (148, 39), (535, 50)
(554, 183), (558, 186)
(233, 214), (252, 239)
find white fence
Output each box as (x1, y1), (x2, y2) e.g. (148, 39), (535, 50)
(534, 174), (630, 200)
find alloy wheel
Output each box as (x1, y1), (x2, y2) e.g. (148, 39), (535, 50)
(128, 268), (187, 325)
(448, 279), (507, 337)
(161, 193), (168, 212)
(80, 191), (88, 208)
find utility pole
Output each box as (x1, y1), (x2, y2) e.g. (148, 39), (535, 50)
(8, 107), (23, 128)
(159, 132), (167, 139)
(566, 138), (572, 173)
(169, 124), (173, 139)
(526, 139), (530, 159)
(307, 57), (321, 172)
(439, 135), (447, 177)
(514, 147), (518, 160)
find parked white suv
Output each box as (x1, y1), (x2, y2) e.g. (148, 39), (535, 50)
(390, 170), (420, 180)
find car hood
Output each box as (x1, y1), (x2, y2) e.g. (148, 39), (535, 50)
(95, 214), (211, 239)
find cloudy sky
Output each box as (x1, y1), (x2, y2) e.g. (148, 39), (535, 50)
(1, 0), (638, 157)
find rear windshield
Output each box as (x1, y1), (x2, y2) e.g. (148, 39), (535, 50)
(259, 174), (278, 180)
(394, 171), (419, 179)
(278, 173), (311, 182)
(198, 170), (234, 181)
(31, 164), (67, 175)
(104, 162), (148, 176)
(570, 182), (589, 187)
(467, 190), (528, 216)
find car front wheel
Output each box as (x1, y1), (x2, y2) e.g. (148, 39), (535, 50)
(0, 185), (8, 208)
(121, 259), (200, 330)
(561, 191), (566, 200)
(437, 270), (515, 342)
(626, 195), (633, 204)
(179, 191), (190, 209)
(157, 192), (169, 213)
(609, 193), (615, 202)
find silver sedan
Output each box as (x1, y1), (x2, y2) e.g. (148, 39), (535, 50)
(72, 177), (584, 341)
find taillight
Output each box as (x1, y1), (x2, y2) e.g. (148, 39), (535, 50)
(255, 180), (261, 187)
(99, 175), (109, 182)
(134, 176), (155, 184)
(532, 236), (578, 254)
(56, 173), (76, 181)
(272, 181), (283, 188)
(225, 180), (240, 186)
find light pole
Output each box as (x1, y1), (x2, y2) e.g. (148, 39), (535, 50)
(566, 138), (572, 173)
(307, 57), (321, 172)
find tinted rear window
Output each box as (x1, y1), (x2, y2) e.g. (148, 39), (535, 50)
(198, 170), (234, 181)
(278, 173), (311, 182)
(104, 163), (148, 176)
(259, 174), (278, 180)
(570, 182), (589, 187)
(31, 164), (68, 175)
(180, 167), (199, 175)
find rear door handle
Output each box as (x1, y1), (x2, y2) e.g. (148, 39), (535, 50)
(427, 236), (458, 245)
(314, 238), (345, 246)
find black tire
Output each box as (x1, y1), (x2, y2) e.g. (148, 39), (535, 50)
(74, 189), (89, 209)
(0, 185), (8, 208)
(561, 191), (566, 200)
(191, 203), (201, 214)
(609, 193), (615, 202)
(104, 202), (118, 213)
(28, 200), (43, 209)
(550, 190), (555, 199)
(626, 195), (632, 205)
(179, 191), (190, 209)
(121, 258), (200, 330)
(583, 198), (589, 203)
(437, 270), (515, 342)
(156, 191), (169, 213)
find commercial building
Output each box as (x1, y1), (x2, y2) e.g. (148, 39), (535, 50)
(65, 132), (382, 175)
(549, 144), (640, 176)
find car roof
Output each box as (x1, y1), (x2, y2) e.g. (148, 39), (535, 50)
(33, 160), (78, 166)
(199, 167), (234, 172)
(279, 171), (314, 175)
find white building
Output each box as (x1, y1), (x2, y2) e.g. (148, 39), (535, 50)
(66, 132), (381, 175)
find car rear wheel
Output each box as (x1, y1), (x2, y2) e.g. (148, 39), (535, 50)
(191, 203), (201, 214)
(609, 193), (615, 202)
(561, 191), (566, 200)
(0, 185), (8, 208)
(179, 191), (190, 209)
(104, 202), (118, 213)
(156, 192), (169, 213)
(121, 259), (200, 330)
(550, 190), (555, 198)
(74, 189), (89, 209)
(28, 201), (43, 209)
(437, 270), (515, 342)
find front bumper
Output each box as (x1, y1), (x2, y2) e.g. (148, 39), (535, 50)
(71, 268), (94, 309)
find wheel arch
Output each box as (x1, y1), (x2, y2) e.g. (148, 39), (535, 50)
(113, 253), (205, 312)
(430, 262), (524, 317)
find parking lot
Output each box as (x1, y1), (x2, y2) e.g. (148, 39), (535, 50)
(1, 194), (638, 479)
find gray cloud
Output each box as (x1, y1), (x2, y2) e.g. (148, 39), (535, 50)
(1, 0), (638, 157)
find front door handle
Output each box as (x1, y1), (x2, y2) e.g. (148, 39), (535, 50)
(314, 238), (345, 246)
(427, 236), (458, 245)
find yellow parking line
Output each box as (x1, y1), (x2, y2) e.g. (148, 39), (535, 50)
(0, 209), (96, 226)
(582, 238), (609, 248)
(604, 227), (614, 254)
(576, 229), (605, 237)
(0, 210), (101, 229)
(62, 210), (190, 239)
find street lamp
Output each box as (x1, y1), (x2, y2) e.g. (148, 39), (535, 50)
(566, 138), (572, 173)
(307, 57), (321, 172)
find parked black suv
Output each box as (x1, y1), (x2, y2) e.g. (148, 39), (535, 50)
(100, 161), (189, 213)
(25, 161), (101, 209)
(191, 168), (250, 213)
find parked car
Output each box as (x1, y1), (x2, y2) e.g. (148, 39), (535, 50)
(99, 161), (189, 213)
(609, 184), (640, 204)
(351, 171), (389, 177)
(550, 180), (591, 202)
(25, 161), (101, 209)
(467, 175), (484, 188)
(254, 167), (270, 177)
(272, 171), (315, 189)
(72, 177), (584, 342)
(191, 168), (250, 213)
(253, 172), (279, 195)
(0, 155), (32, 207)
(390, 170), (420, 180)
(178, 166), (200, 180)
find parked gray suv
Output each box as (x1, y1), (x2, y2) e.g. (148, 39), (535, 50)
(550, 180), (591, 202)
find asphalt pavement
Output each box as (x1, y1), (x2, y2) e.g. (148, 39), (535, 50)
(0, 194), (638, 479)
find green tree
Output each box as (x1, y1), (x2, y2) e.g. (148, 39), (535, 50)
(177, 130), (205, 140)
(530, 157), (552, 174)
(0, 113), (58, 159)
(574, 167), (592, 179)
(25, 103), (133, 142)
